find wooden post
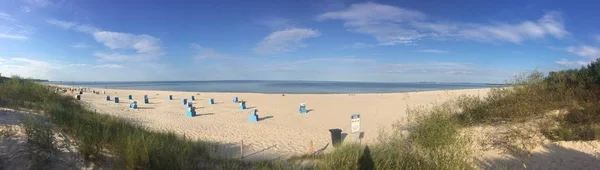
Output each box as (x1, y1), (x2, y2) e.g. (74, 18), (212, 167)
(308, 140), (314, 153)
(240, 140), (244, 159)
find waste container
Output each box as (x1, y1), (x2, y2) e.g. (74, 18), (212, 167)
(329, 129), (342, 147)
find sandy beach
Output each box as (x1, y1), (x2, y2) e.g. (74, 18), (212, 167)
(57, 86), (488, 160)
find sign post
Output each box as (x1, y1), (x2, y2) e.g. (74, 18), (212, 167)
(351, 114), (360, 133)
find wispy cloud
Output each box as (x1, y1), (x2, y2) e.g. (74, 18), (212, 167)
(595, 35), (600, 43)
(48, 19), (165, 61)
(317, 2), (425, 45)
(0, 13), (34, 40)
(263, 56), (376, 71)
(0, 57), (59, 79)
(554, 45), (600, 68)
(317, 2), (568, 45)
(253, 28), (320, 55)
(378, 62), (473, 74)
(68, 63), (87, 67)
(71, 43), (89, 49)
(419, 49), (448, 53)
(457, 12), (567, 43)
(0, 13), (16, 22)
(256, 16), (294, 30)
(0, 34), (28, 40)
(93, 31), (164, 60)
(345, 42), (376, 49)
(24, 0), (52, 7)
(21, 0), (55, 13)
(93, 64), (123, 68)
(566, 45), (600, 59)
(555, 59), (589, 68)
(46, 19), (99, 33)
(190, 43), (238, 60)
(46, 19), (76, 29)
(21, 7), (31, 13)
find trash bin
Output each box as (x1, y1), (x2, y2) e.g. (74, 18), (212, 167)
(329, 129), (342, 147)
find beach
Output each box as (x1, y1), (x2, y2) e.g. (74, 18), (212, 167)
(59, 85), (489, 160)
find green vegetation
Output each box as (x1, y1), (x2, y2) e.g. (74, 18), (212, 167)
(23, 116), (55, 169)
(316, 103), (471, 170)
(455, 58), (600, 141)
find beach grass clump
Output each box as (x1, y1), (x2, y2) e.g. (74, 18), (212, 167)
(456, 71), (560, 125)
(317, 102), (472, 170)
(0, 76), (287, 169)
(22, 116), (55, 169)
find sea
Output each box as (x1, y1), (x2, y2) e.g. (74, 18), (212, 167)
(50, 80), (504, 94)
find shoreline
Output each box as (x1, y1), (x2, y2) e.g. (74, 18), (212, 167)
(48, 83), (492, 95)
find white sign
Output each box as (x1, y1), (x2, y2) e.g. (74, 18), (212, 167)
(351, 114), (360, 133)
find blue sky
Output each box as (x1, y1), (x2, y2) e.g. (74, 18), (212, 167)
(0, 0), (599, 83)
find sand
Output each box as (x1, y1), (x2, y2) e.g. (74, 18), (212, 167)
(58, 86), (488, 160)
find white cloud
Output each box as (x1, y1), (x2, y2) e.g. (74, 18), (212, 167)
(378, 62), (473, 74)
(318, 2), (425, 45)
(0, 13), (34, 40)
(93, 52), (133, 61)
(566, 45), (600, 59)
(317, 2), (425, 24)
(191, 43), (237, 60)
(47, 19), (164, 61)
(71, 43), (88, 49)
(46, 19), (76, 29)
(68, 63), (87, 67)
(46, 19), (100, 34)
(263, 56), (376, 72)
(256, 16), (294, 30)
(93, 64), (123, 68)
(555, 45), (600, 68)
(21, 7), (31, 13)
(595, 35), (600, 43)
(93, 31), (163, 54)
(0, 33), (29, 40)
(0, 57), (60, 79)
(254, 28), (320, 55)
(92, 31), (164, 61)
(458, 12), (567, 43)
(24, 0), (51, 7)
(0, 13), (16, 22)
(419, 49), (448, 53)
(345, 42), (376, 49)
(318, 2), (568, 45)
(555, 59), (589, 68)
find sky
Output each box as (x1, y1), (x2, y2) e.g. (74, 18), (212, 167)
(0, 0), (599, 83)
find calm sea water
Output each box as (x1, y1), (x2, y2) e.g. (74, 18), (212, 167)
(50, 80), (503, 94)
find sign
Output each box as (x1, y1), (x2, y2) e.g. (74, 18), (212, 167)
(351, 114), (360, 133)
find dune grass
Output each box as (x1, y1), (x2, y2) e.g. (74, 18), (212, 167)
(452, 58), (600, 141)
(316, 102), (472, 170)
